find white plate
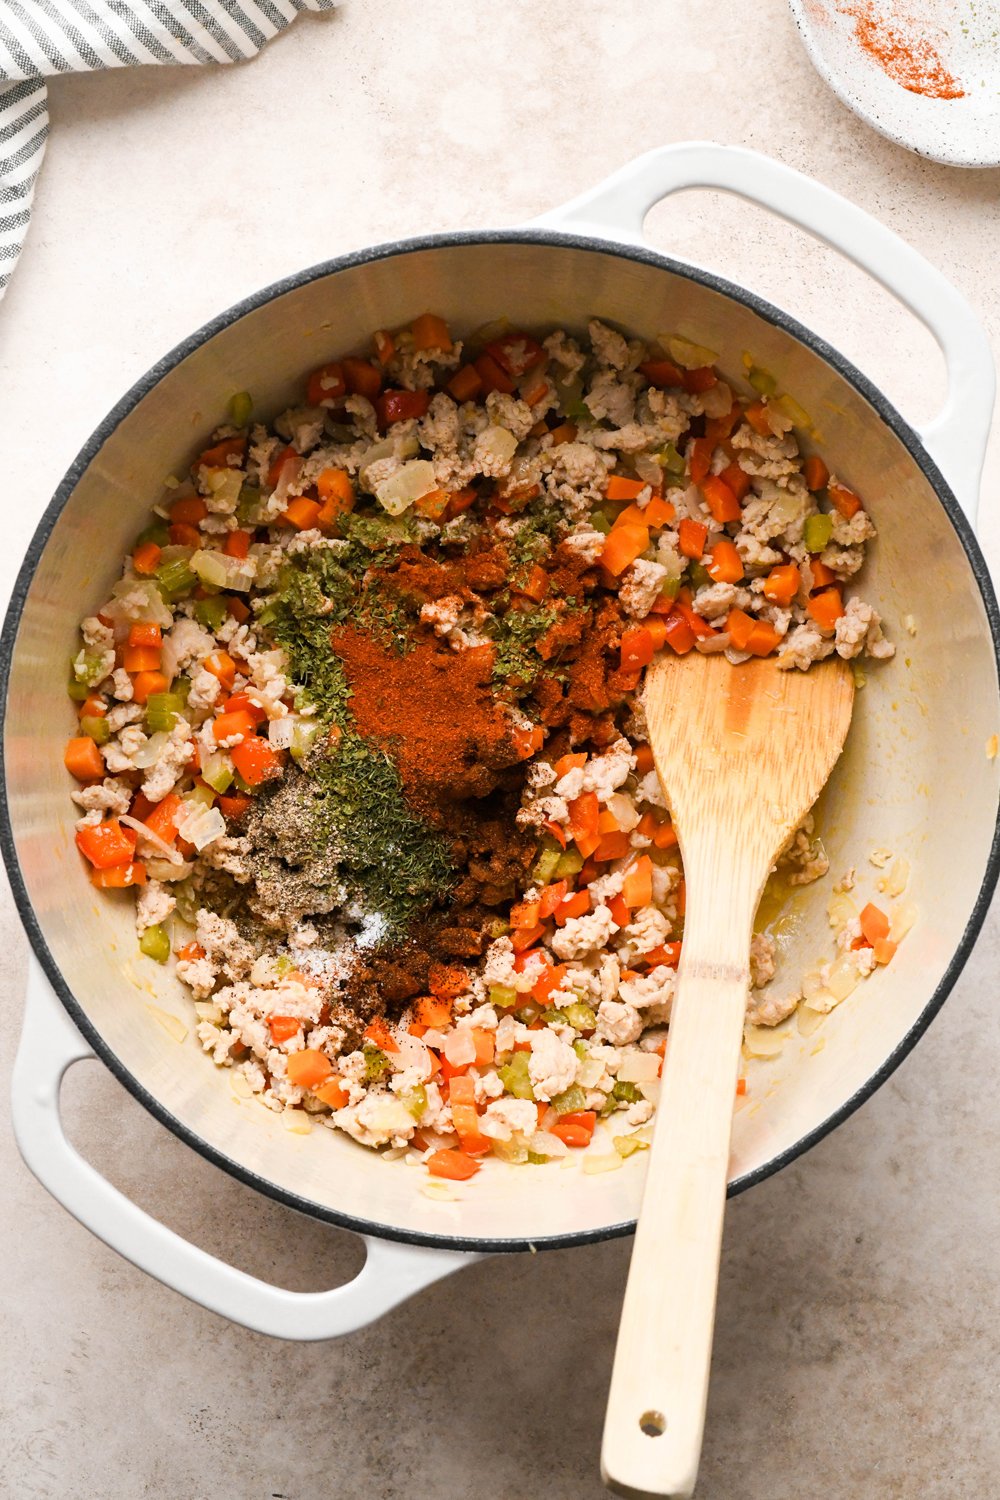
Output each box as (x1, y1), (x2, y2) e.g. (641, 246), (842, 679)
(789, 0), (1000, 167)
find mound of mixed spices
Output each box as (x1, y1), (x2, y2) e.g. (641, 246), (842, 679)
(63, 313), (902, 1184)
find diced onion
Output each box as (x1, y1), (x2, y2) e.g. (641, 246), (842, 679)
(376, 459), (437, 516)
(106, 579), (173, 629)
(891, 901), (918, 941)
(132, 731), (169, 769)
(617, 1050), (661, 1083)
(665, 335), (718, 370)
(797, 1005), (826, 1037)
(204, 468), (244, 512)
(826, 891), (857, 933)
(701, 381), (732, 418)
(145, 857), (193, 882)
(606, 793), (640, 831)
(145, 1004), (187, 1043)
(119, 814), (185, 864)
(637, 1079), (660, 1103)
(283, 1108), (312, 1134)
(743, 1025), (785, 1058)
(826, 955), (861, 1003)
(175, 803), (226, 851)
(882, 859), (910, 899)
(582, 1151), (623, 1175)
(478, 425), (518, 467)
(443, 1028), (477, 1068)
(527, 1130), (569, 1158)
(267, 715), (298, 749)
(577, 1056), (606, 1090)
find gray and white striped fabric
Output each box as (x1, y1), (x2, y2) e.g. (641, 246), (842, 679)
(0, 0), (333, 300)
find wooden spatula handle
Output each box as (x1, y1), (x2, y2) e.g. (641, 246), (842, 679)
(601, 888), (755, 1499)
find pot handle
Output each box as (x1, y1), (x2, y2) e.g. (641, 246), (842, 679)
(532, 142), (995, 525)
(11, 957), (475, 1340)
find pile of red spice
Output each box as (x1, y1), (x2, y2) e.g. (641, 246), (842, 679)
(843, 1), (965, 99)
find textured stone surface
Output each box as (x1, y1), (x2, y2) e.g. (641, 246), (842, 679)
(2, 3), (1000, 1496)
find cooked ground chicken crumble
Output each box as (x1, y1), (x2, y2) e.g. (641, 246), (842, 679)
(64, 314), (903, 1183)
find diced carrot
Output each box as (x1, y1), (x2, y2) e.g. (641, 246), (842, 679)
(169, 522), (202, 549)
(536, 880), (569, 921)
(510, 923), (546, 953)
(170, 495), (208, 526)
(746, 620), (782, 656)
(644, 496), (677, 528)
(510, 723), (545, 760)
(306, 362), (347, 406)
(873, 937), (897, 965)
(286, 1049), (334, 1089)
(554, 890), (590, 925)
(620, 626), (655, 672)
(687, 437), (712, 484)
(601, 524), (649, 577)
(268, 1015), (303, 1044)
(198, 435), (247, 469)
(622, 855), (653, 908)
(606, 475), (647, 502)
(554, 752), (587, 778)
(224, 692), (267, 724)
(701, 474), (741, 523)
(128, 622), (163, 649)
(720, 462), (751, 502)
(594, 830), (630, 863)
(377, 389), (430, 427)
(568, 792), (600, 842)
(610, 892), (630, 928)
(736, 1078), (748, 1097)
(373, 329), (396, 366)
(484, 332), (545, 378)
(122, 644), (161, 673)
(473, 352), (515, 396)
(227, 597), (251, 624)
(281, 496), (324, 531)
(447, 365), (483, 402)
(542, 818), (567, 848)
(598, 807), (621, 836)
(726, 609), (755, 651)
(131, 670), (169, 704)
(410, 313), (453, 351)
(652, 821), (678, 850)
(426, 1149), (479, 1181)
(224, 529), (252, 559)
(144, 792), (182, 845)
(363, 1017), (400, 1053)
(176, 942), (205, 962)
(90, 861), (146, 888)
(804, 455), (830, 492)
(342, 356), (382, 400)
(64, 736), (104, 782)
(744, 400), (772, 437)
(315, 467), (356, 530)
(662, 611), (696, 655)
(413, 994), (453, 1029)
(522, 379), (550, 407)
(78, 694), (107, 720)
(218, 792), (251, 822)
(231, 736), (284, 787)
(706, 538), (743, 585)
(809, 560), (836, 589)
(828, 482), (862, 519)
(859, 902), (890, 945)
(705, 402), (742, 447)
(315, 1078), (350, 1110)
(639, 358), (685, 388)
(678, 517), (708, 559)
(682, 366), (717, 394)
(550, 1118), (595, 1148)
(212, 709), (257, 744)
(645, 941), (682, 967)
(131, 539), (161, 578)
(674, 598), (715, 640)
(203, 651), (237, 692)
(76, 818), (137, 869)
(412, 489), (451, 521)
(510, 897), (542, 929)
(634, 743), (655, 775)
(807, 587), (845, 632)
(763, 564), (800, 607)
(546, 422), (577, 446)
(515, 564), (549, 603)
(470, 1028), (495, 1066)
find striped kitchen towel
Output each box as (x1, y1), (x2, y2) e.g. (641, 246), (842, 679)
(0, 0), (334, 301)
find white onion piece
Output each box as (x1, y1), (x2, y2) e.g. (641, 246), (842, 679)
(421, 1027), (447, 1051)
(606, 793), (639, 831)
(477, 425), (518, 468)
(617, 1050), (661, 1083)
(132, 731), (168, 769)
(376, 459), (437, 516)
(527, 1130), (569, 1158)
(119, 815), (185, 864)
(443, 1028), (477, 1068)
(393, 1031), (433, 1078)
(145, 857), (194, 882)
(665, 334), (718, 370)
(268, 716), (298, 749)
(175, 804), (226, 851)
(106, 579), (173, 629)
(700, 380), (733, 418)
(582, 1152), (623, 1175)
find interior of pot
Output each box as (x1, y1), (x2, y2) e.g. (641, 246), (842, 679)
(5, 238), (999, 1247)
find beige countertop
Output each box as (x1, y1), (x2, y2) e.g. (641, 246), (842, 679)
(3, 3), (1000, 1496)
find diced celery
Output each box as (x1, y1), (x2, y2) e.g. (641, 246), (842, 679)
(232, 769), (253, 795)
(492, 1137), (529, 1164)
(67, 677), (89, 703)
(561, 1001), (597, 1032)
(194, 597), (228, 633)
(174, 676), (191, 704)
(554, 847), (583, 880)
(748, 365), (778, 397)
(551, 1083), (587, 1115)
(73, 649), (110, 687)
(804, 513), (833, 553)
(497, 1051), (534, 1099)
(173, 879), (199, 924)
(236, 486), (263, 525)
(526, 1151), (549, 1165)
(589, 509), (615, 535)
(486, 917), (510, 939)
(137, 521), (171, 549)
(289, 719), (321, 765)
(186, 783), (216, 810)
(402, 1084), (427, 1119)
(201, 752), (234, 794)
(514, 1001), (542, 1027)
(659, 441), (686, 477)
(599, 1094), (617, 1118)
(614, 1134), (650, 1159)
(658, 577), (681, 601)
(156, 558), (196, 600)
(689, 562), (711, 590)
(530, 839), (563, 885)
(272, 954), (295, 976)
(362, 1044), (391, 1083)
(229, 391), (253, 427)
(612, 1080), (642, 1104)
(139, 924), (171, 964)
(255, 600), (279, 630)
(79, 715), (110, 745)
(572, 1039), (588, 1060)
(489, 983), (518, 1009)
(145, 693), (185, 734)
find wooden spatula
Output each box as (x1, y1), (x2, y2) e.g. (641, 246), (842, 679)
(601, 649), (855, 1499)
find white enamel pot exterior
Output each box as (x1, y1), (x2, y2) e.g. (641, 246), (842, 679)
(5, 144), (999, 1341)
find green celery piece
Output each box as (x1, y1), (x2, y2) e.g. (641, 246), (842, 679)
(402, 1084), (427, 1119)
(612, 1080), (642, 1104)
(599, 1094), (617, 1118)
(514, 1001), (542, 1026)
(589, 510), (613, 536)
(489, 983), (518, 1010)
(551, 1083), (587, 1115)
(689, 562), (711, 590)
(572, 1039), (588, 1060)
(804, 513), (833, 553)
(201, 754), (234, 794)
(136, 521), (171, 548)
(67, 676), (90, 702)
(531, 843), (562, 885)
(74, 649), (110, 688)
(561, 1001), (597, 1032)
(79, 715), (110, 745)
(659, 442), (686, 476)
(139, 924), (171, 964)
(526, 1151), (549, 1165)
(748, 365), (778, 397)
(194, 597), (228, 633)
(232, 769), (253, 795)
(236, 486), (262, 525)
(497, 1051), (534, 1100)
(156, 558), (196, 601)
(658, 577), (681, 601)
(614, 1134), (650, 1159)
(555, 848), (583, 879)
(229, 391), (253, 427)
(362, 1044), (391, 1083)
(145, 693), (185, 734)
(487, 916), (510, 939)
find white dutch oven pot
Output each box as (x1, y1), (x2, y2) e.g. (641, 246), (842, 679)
(5, 144), (999, 1341)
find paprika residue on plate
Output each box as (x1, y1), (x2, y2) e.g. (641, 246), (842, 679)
(842, 1), (965, 99)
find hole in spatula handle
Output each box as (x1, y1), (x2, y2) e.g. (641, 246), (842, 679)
(640, 1410), (667, 1437)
